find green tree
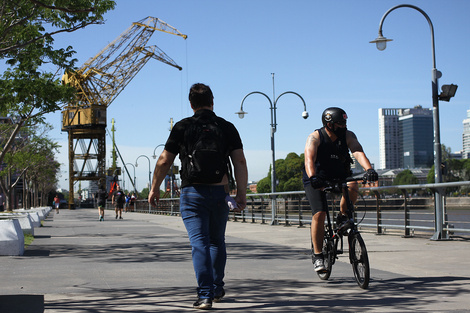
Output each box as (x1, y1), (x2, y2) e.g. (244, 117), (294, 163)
(256, 152), (305, 193)
(0, 0), (115, 165)
(0, 123), (60, 209)
(393, 169), (418, 185)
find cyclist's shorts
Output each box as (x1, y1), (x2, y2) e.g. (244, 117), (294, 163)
(304, 183), (328, 215)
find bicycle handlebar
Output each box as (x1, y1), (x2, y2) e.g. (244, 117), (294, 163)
(323, 176), (369, 193)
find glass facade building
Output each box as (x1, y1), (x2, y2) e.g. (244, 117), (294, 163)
(399, 107), (433, 168)
(379, 106), (433, 169)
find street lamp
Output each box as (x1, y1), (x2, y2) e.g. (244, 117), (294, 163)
(125, 163), (136, 194)
(236, 73), (308, 224)
(152, 144), (165, 159)
(136, 154), (152, 213)
(370, 4), (457, 240)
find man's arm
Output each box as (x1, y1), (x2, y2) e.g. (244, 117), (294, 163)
(148, 150), (177, 207)
(346, 130), (374, 171)
(230, 148), (248, 211)
(304, 131), (320, 178)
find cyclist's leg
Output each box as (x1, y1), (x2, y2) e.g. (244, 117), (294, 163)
(304, 184), (328, 254)
(311, 211), (326, 254)
(339, 181), (359, 215)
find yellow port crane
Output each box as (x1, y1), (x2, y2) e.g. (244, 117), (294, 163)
(61, 17), (187, 209)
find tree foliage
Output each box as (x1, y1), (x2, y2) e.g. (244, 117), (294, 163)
(0, 123), (60, 209)
(256, 152), (305, 193)
(393, 169), (418, 186)
(0, 0), (115, 165)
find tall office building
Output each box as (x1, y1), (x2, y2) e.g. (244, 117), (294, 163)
(399, 106), (433, 168)
(378, 108), (405, 169)
(463, 109), (470, 159)
(379, 106), (433, 169)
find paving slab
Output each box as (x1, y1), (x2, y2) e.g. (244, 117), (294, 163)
(1, 208), (469, 312)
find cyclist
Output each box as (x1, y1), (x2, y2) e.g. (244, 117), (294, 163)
(303, 107), (378, 272)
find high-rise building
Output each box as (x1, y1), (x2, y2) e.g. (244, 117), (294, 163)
(399, 106), (433, 168)
(378, 108), (405, 169)
(379, 106), (433, 169)
(462, 109), (470, 158)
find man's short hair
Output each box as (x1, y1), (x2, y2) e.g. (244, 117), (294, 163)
(189, 83), (214, 109)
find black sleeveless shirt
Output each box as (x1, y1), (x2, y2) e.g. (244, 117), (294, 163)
(303, 127), (352, 185)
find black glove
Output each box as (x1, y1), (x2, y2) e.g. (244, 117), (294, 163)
(310, 176), (326, 189)
(364, 169), (378, 182)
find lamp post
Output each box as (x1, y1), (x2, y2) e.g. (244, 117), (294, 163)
(136, 155), (152, 213)
(125, 163), (136, 194)
(236, 73), (309, 225)
(370, 4), (457, 240)
(152, 144), (165, 159)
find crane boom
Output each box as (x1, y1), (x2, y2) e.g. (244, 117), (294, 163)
(61, 16), (186, 209)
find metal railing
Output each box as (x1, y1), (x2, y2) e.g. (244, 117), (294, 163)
(131, 181), (470, 240)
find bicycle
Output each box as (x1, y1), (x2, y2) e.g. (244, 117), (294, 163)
(311, 177), (370, 289)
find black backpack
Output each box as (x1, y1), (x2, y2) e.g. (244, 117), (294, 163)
(182, 116), (229, 184)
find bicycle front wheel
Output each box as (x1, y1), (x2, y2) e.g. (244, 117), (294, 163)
(318, 237), (335, 280)
(349, 233), (370, 289)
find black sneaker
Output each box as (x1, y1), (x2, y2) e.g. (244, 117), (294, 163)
(213, 289), (225, 302)
(336, 213), (348, 228)
(193, 298), (212, 310)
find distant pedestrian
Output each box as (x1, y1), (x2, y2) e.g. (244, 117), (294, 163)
(54, 195), (60, 214)
(125, 193), (130, 212)
(149, 83), (248, 310)
(0, 193), (4, 212)
(130, 192), (136, 212)
(95, 185), (108, 221)
(112, 186), (125, 219)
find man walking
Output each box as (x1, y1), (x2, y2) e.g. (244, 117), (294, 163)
(149, 83), (248, 310)
(112, 186), (125, 219)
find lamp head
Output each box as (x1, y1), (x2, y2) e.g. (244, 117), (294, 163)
(302, 111), (309, 119)
(152, 155), (157, 159)
(439, 84), (458, 102)
(135, 163), (138, 167)
(370, 35), (393, 51)
(235, 110), (247, 119)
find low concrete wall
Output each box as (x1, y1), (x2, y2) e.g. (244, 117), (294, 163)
(0, 219), (24, 256)
(13, 210), (41, 228)
(0, 213), (34, 236)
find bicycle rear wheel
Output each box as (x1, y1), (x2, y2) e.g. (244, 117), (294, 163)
(349, 232), (370, 289)
(317, 237), (334, 280)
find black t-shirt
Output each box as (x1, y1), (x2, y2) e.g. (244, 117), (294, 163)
(95, 189), (108, 206)
(113, 190), (126, 205)
(165, 109), (243, 187)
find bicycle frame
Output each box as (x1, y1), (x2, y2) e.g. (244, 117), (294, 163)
(316, 177), (370, 289)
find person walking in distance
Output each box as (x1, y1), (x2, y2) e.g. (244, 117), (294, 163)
(112, 186), (125, 219)
(95, 184), (108, 221)
(303, 107), (378, 273)
(54, 195), (60, 214)
(148, 83), (248, 310)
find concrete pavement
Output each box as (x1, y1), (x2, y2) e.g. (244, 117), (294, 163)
(1, 207), (470, 312)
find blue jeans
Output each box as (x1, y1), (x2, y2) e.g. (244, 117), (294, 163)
(180, 185), (229, 299)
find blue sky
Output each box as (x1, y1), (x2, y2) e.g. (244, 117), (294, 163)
(41, 0), (470, 192)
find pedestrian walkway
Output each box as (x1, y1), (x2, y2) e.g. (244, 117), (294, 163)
(1, 207), (470, 312)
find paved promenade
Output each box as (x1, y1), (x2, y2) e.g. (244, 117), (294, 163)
(1, 207), (470, 312)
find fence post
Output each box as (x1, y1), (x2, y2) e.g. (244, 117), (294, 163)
(250, 196), (256, 223)
(373, 190), (382, 234)
(401, 189), (411, 237)
(260, 196), (266, 224)
(298, 195), (304, 228)
(284, 197), (290, 227)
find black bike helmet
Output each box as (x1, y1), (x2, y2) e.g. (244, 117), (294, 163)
(321, 107), (348, 127)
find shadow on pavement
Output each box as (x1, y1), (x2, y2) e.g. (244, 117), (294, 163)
(42, 276), (470, 312)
